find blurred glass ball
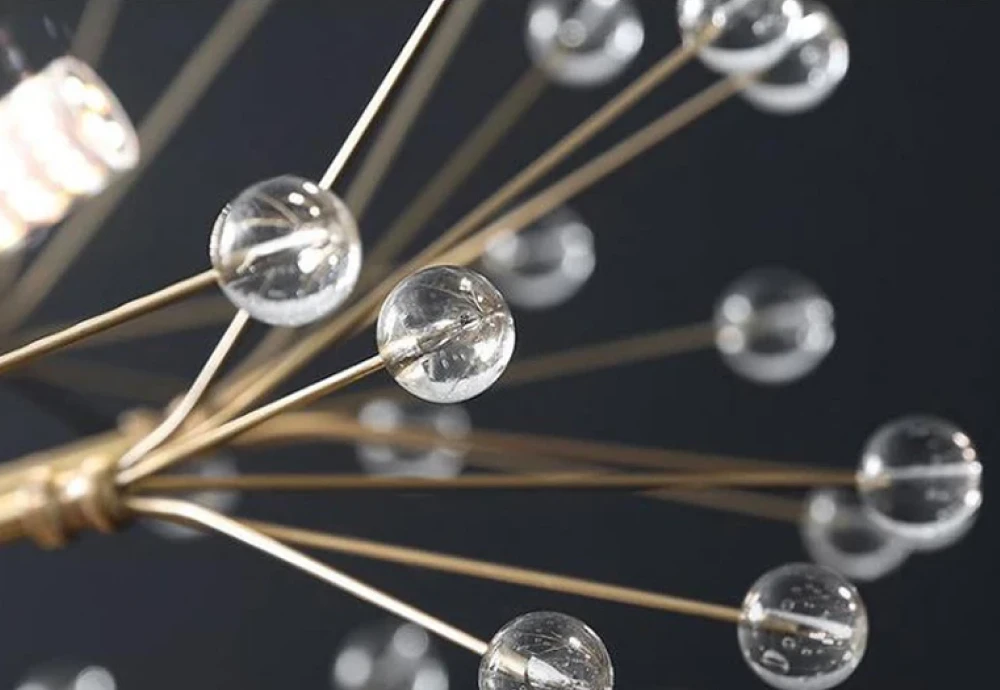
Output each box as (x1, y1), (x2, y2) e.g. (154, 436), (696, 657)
(210, 175), (362, 326)
(357, 397), (470, 478)
(16, 663), (116, 690)
(332, 619), (449, 690)
(144, 453), (240, 541)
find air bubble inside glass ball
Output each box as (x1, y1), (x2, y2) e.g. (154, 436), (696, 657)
(741, 2), (850, 115)
(377, 266), (515, 404)
(802, 488), (910, 582)
(332, 619), (449, 690)
(857, 416), (983, 546)
(144, 453), (240, 541)
(480, 206), (595, 310)
(479, 611), (613, 690)
(357, 397), (470, 478)
(738, 563), (867, 690)
(526, 0), (644, 87)
(210, 175), (362, 326)
(714, 267), (834, 385)
(677, 0), (804, 74)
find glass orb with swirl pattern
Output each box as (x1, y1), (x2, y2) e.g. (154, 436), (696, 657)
(377, 266), (515, 404)
(738, 563), (868, 690)
(526, 0), (644, 87)
(210, 174), (362, 326)
(479, 611), (613, 690)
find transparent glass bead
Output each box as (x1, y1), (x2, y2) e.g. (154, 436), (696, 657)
(677, 0), (804, 74)
(377, 266), (515, 404)
(210, 175), (362, 326)
(480, 206), (595, 310)
(801, 488), (910, 582)
(741, 2), (849, 115)
(357, 397), (470, 478)
(714, 267), (834, 384)
(857, 416), (982, 546)
(738, 563), (867, 690)
(479, 611), (613, 690)
(16, 663), (117, 690)
(144, 453), (240, 541)
(332, 619), (449, 690)
(525, 0), (644, 87)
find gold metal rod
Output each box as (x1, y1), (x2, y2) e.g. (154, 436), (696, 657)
(71, 0), (123, 67)
(318, 0), (451, 190)
(362, 67), (549, 277)
(126, 497), (489, 655)
(117, 355), (386, 485)
(0, 0), (274, 333)
(0, 270), (218, 376)
(135, 469), (857, 493)
(245, 519), (742, 625)
(345, 0), (485, 219)
(117, 309), (249, 470)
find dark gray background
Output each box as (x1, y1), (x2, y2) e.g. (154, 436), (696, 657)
(0, 1), (995, 688)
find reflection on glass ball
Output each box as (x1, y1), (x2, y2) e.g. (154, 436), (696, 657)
(16, 663), (116, 690)
(480, 611), (613, 690)
(741, 2), (849, 115)
(738, 563), (867, 690)
(677, 0), (804, 74)
(144, 453), (240, 541)
(210, 175), (362, 326)
(525, 0), (644, 87)
(332, 619), (449, 690)
(357, 397), (471, 478)
(857, 416), (982, 547)
(714, 267), (834, 385)
(801, 488), (910, 582)
(480, 206), (595, 310)
(377, 266), (515, 404)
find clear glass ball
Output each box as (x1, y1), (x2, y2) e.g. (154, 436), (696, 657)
(377, 266), (516, 404)
(677, 0), (804, 74)
(741, 2), (849, 115)
(479, 611), (613, 690)
(210, 175), (362, 326)
(526, 0), (644, 87)
(857, 416), (983, 546)
(738, 563), (868, 690)
(480, 206), (595, 310)
(801, 488), (910, 582)
(714, 267), (834, 385)
(332, 619), (449, 690)
(357, 397), (471, 478)
(16, 663), (117, 690)
(143, 453), (240, 541)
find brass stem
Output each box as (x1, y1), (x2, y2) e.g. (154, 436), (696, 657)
(71, 0), (123, 67)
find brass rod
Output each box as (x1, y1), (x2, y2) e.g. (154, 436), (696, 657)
(71, 0), (123, 67)
(245, 519), (742, 625)
(0, 0), (273, 333)
(126, 497), (489, 655)
(116, 355), (386, 485)
(135, 469), (856, 493)
(318, 0), (451, 190)
(0, 270), (218, 376)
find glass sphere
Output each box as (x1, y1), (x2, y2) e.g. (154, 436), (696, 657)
(210, 175), (362, 326)
(741, 2), (849, 115)
(857, 416), (982, 546)
(16, 663), (117, 690)
(377, 266), (515, 404)
(332, 619), (449, 690)
(677, 0), (804, 74)
(357, 397), (471, 478)
(480, 206), (595, 310)
(738, 563), (867, 690)
(802, 488), (910, 582)
(714, 267), (834, 384)
(525, 0), (644, 87)
(479, 611), (613, 690)
(144, 453), (240, 541)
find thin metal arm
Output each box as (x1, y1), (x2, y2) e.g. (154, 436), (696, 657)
(71, 0), (123, 67)
(126, 497), (489, 655)
(0, 270), (218, 376)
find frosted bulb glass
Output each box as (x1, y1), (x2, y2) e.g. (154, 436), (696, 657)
(377, 266), (515, 404)
(357, 397), (470, 478)
(210, 175), (362, 326)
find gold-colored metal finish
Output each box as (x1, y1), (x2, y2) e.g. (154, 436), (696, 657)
(0, 270), (218, 376)
(127, 496), (490, 655)
(71, 0), (124, 67)
(247, 519), (743, 624)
